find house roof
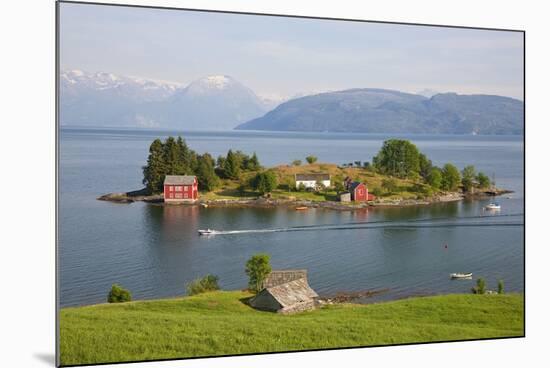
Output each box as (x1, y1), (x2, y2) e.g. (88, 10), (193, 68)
(263, 270), (307, 288)
(264, 278), (318, 308)
(295, 173), (331, 181)
(164, 175), (196, 185)
(349, 181), (364, 191)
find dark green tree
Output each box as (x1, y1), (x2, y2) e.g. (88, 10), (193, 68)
(216, 155), (226, 168)
(247, 152), (261, 171)
(142, 139), (167, 193)
(461, 165), (477, 193)
(497, 280), (504, 294)
(291, 159), (302, 166)
(419, 153), (433, 181)
(195, 153), (219, 192)
(223, 150), (241, 179)
(251, 171), (278, 194)
(176, 136), (194, 174)
(373, 139), (421, 179)
(476, 172), (491, 188)
(441, 163), (461, 191)
(163, 137), (185, 175)
(427, 167), (443, 190)
(305, 155), (318, 164)
(245, 253), (272, 293)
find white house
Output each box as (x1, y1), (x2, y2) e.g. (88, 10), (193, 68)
(295, 173), (331, 190)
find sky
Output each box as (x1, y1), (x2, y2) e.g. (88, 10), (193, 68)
(59, 2), (524, 100)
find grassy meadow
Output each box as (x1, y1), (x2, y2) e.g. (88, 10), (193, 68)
(59, 291), (524, 366)
(201, 163), (431, 201)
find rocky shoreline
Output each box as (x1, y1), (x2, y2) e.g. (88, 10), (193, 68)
(97, 187), (513, 211)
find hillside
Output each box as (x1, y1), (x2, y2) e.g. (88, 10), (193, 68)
(59, 291), (524, 366)
(236, 89), (524, 135)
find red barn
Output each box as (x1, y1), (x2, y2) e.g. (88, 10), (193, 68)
(163, 175), (198, 203)
(349, 181), (368, 202)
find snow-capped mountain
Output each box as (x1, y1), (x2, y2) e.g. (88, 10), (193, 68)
(59, 70), (268, 130)
(416, 88), (440, 98)
(61, 69), (181, 102)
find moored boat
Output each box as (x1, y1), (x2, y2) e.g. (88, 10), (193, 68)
(484, 203), (501, 210)
(295, 206), (308, 211)
(450, 272), (473, 279)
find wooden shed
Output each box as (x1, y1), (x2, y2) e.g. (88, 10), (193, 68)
(249, 278), (319, 314)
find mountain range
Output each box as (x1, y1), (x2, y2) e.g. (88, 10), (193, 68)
(60, 70), (269, 130)
(60, 70), (523, 135)
(236, 88), (523, 135)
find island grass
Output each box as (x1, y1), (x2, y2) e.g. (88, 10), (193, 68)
(59, 291), (523, 366)
(199, 163), (430, 202)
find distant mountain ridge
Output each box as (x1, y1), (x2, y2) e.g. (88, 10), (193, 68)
(60, 70), (269, 130)
(236, 88), (523, 135)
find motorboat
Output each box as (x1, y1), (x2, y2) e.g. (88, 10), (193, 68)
(450, 272), (473, 279)
(484, 203), (501, 210)
(198, 229), (216, 235)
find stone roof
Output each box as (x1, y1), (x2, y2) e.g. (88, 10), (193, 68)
(264, 278), (318, 308)
(295, 173), (331, 181)
(164, 175), (196, 185)
(262, 270), (307, 288)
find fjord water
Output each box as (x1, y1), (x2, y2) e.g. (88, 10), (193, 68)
(59, 128), (524, 307)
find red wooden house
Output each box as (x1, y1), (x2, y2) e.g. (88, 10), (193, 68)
(349, 181), (367, 201)
(164, 175), (198, 203)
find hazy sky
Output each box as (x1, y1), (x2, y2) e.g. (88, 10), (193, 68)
(59, 2), (524, 100)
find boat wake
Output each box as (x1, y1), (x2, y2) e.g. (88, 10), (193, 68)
(200, 213), (524, 237)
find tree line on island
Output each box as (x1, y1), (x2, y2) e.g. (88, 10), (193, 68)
(142, 136), (265, 194)
(371, 139), (492, 194)
(142, 136), (493, 198)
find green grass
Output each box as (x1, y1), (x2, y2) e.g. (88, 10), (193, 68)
(197, 163), (434, 202)
(60, 291), (523, 366)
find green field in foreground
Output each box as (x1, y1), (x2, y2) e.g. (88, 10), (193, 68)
(59, 291), (524, 366)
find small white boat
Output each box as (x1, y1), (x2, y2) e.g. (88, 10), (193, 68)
(198, 229), (216, 236)
(450, 272), (473, 279)
(485, 203), (501, 210)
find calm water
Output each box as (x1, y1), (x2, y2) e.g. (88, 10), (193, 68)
(59, 128), (524, 307)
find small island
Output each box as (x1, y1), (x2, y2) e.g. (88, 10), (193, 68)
(98, 136), (511, 210)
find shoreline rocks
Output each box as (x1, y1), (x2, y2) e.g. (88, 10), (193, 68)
(97, 187), (513, 211)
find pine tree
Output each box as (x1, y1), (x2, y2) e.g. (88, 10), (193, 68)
(176, 136), (193, 174)
(142, 139), (166, 193)
(247, 152), (261, 171)
(223, 149), (241, 179)
(163, 137), (184, 175)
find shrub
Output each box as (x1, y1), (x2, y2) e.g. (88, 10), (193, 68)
(186, 274), (220, 296)
(382, 178), (398, 194)
(251, 171), (278, 194)
(291, 159), (302, 166)
(471, 278), (486, 295)
(498, 280), (504, 294)
(370, 186), (383, 197)
(107, 284), (132, 303)
(305, 155), (318, 164)
(245, 253), (272, 293)
(477, 172), (491, 188)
